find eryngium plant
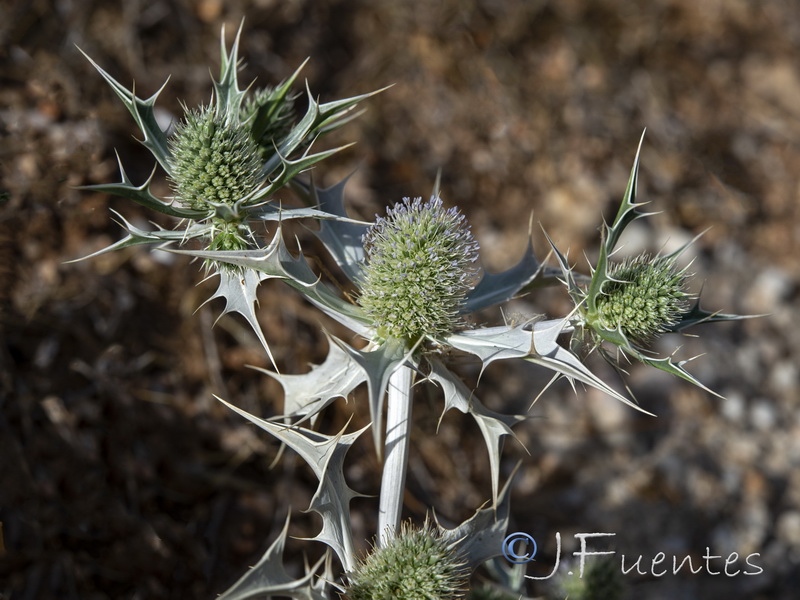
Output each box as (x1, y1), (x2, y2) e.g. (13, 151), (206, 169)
(80, 25), (750, 598)
(549, 134), (744, 395)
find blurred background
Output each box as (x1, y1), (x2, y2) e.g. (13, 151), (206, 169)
(1, 0), (798, 598)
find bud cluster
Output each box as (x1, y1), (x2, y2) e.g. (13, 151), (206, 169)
(242, 85), (298, 159)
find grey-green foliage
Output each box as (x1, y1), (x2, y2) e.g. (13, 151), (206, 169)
(550, 132), (749, 395)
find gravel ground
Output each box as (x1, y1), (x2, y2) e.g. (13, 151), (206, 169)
(2, 1), (799, 598)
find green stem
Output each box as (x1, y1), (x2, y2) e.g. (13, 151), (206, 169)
(378, 364), (413, 546)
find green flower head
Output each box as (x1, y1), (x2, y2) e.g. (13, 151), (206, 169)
(168, 106), (262, 213)
(588, 254), (690, 345)
(346, 522), (469, 600)
(357, 196), (480, 345)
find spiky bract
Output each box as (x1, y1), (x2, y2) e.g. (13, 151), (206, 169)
(346, 522), (469, 600)
(358, 196), (479, 344)
(168, 106), (262, 213)
(590, 254), (689, 344)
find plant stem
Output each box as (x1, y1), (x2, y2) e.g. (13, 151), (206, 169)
(377, 364), (413, 546)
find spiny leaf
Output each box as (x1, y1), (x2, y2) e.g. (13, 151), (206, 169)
(542, 228), (584, 307)
(526, 318), (656, 416)
(605, 130), (652, 251)
(247, 203), (362, 224)
(619, 343), (722, 398)
(199, 266), (275, 368)
(448, 319), (650, 414)
(260, 84), (387, 179)
(170, 231), (372, 336)
(250, 142), (355, 203)
(587, 130), (658, 313)
(446, 322), (547, 371)
(78, 49), (173, 173)
(216, 514), (331, 600)
(464, 239), (561, 313)
(333, 337), (408, 459)
(216, 397), (368, 572)
(292, 176), (368, 284)
(668, 297), (759, 332)
(66, 210), (192, 262)
(253, 333), (365, 425)
(213, 21), (248, 122)
(79, 155), (205, 219)
(429, 358), (525, 506)
(437, 465), (518, 570)
(315, 85), (391, 132)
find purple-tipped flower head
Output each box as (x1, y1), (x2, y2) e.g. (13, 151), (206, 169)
(358, 196), (480, 344)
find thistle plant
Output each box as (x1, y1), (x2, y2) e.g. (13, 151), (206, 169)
(79, 25), (751, 600)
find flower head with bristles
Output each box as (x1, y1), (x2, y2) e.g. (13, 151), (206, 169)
(168, 105), (262, 214)
(345, 521), (469, 600)
(357, 196), (480, 345)
(588, 253), (691, 345)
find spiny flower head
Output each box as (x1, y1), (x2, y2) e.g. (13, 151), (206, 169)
(78, 22), (382, 271)
(588, 254), (691, 345)
(168, 105), (262, 214)
(345, 521), (469, 600)
(357, 196), (480, 345)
